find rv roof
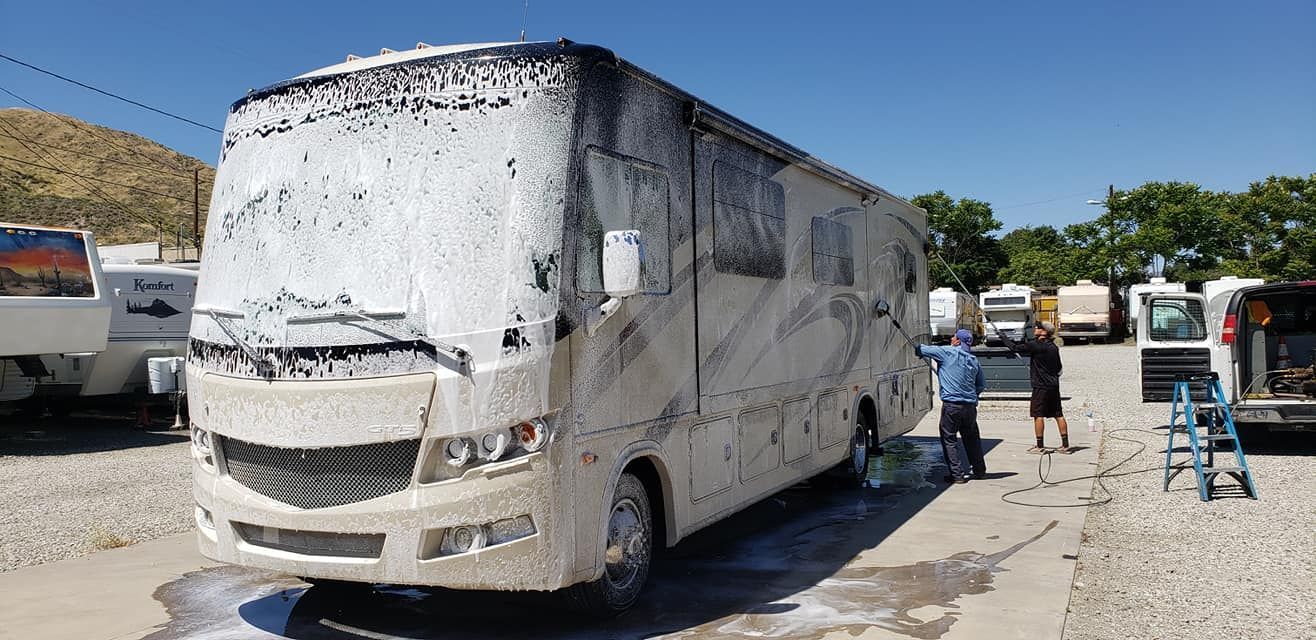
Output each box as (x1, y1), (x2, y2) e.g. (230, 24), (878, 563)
(246, 41), (911, 211)
(296, 42), (522, 79)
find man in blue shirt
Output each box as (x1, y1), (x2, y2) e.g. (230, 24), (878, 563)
(914, 329), (987, 484)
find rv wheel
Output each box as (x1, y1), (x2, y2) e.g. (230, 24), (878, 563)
(565, 473), (652, 617)
(844, 412), (873, 486)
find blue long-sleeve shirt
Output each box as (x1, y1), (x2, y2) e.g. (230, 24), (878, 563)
(915, 344), (986, 404)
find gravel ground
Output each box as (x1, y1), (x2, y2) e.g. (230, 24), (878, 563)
(1040, 342), (1316, 640)
(0, 411), (193, 572)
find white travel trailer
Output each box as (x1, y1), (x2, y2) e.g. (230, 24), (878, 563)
(929, 287), (983, 343)
(1, 224), (111, 405)
(1126, 277), (1185, 337)
(187, 41), (932, 614)
(980, 283), (1034, 343)
(1057, 279), (1116, 343)
(0, 224), (110, 358)
(37, 262), (197, 398)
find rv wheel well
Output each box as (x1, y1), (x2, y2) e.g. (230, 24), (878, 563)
(622, 456), (669, 548)
(859, 395), (877, 439)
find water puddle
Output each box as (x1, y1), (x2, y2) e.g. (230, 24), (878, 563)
(144, 437), (1059, 640)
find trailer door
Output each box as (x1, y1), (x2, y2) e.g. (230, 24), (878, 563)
(1138, 293), (1212, 401)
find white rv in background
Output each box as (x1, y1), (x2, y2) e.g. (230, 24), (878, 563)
(37, 262), (197, 398)
(186, 41), (932, 615)
(980, 283), (1035, 343)
(1126, 277), (1185, 336)
(929, 287), (983, 343)
(1057, 279), (1116, 343)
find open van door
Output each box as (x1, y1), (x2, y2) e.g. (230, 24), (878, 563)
(1138, 292), (1213, 401)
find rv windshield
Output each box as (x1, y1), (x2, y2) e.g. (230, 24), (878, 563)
(193, 56), (580, 347)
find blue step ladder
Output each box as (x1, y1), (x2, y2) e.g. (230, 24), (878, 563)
(1163, 371), (1257, 501)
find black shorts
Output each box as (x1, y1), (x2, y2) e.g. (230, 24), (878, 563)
(1030, 388), (1063, 418)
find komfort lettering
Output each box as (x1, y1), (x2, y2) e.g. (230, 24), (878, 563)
(133, 278), (176, 293)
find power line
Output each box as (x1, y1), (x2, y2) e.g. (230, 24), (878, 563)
(995, 189), (1107, 211)
(0, 151), (209, 209)
(0, 130), (198, 180)
(0, 52), (223, 133)
(0, 84), (192, 173)
(0, 114), (172, 231)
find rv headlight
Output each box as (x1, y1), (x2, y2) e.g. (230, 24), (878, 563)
(444, 438), (473, 467)
(479, 430), (511, 461)
(190, 425), (211, 455)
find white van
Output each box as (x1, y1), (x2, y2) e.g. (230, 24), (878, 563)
(980, 283), (1034, 343)
(929, 287), (983, 344)
(1126, 277), (1185, 337)
(186, 41), (932, 614)
(1138, 277), (1316, 433)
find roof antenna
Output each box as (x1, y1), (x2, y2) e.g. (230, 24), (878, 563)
(519, 0), (529, 42)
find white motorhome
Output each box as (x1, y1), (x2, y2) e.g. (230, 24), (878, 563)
(1, 224), (111, 403)
(980, 283), (1034, 343)
(1057, 279), (1115, 343)
(1126, 277), (1185, 337)
(187, 41), (932, 614)
(1136, 277), (1316, 434)
(929, 287), (983, 343)
(37, 262), (197, 398)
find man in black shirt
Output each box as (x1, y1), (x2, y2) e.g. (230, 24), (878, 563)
(999, 321), (1071, 453)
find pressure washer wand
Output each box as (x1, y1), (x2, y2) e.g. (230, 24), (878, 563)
(930, 250), (1021, 358)
(873, 299), (921, 351)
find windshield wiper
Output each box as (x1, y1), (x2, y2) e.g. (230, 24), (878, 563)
(285, 308), (474, 371)
(195, 307), (275, 374)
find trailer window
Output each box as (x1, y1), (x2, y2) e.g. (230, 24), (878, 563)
(984, 296), (1026, 306)
(577, 147), (671, 294)
(712, 162), (785, 279)
(811, 217), (853, 286)
(1148, 299), (1207, 341)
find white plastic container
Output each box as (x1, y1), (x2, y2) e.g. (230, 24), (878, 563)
(147, 356), (186, 394)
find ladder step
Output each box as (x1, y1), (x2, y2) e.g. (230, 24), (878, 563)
(1198, 434), (1235, 441)
(1202, 466), (1246, 475)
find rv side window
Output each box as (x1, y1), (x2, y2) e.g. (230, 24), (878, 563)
(811, 217), (853, 286)
(712, 162), (786, 279)
(1148, 299), (1207, 341)
(576, 147), (672, 294)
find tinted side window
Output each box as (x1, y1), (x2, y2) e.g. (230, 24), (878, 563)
(811, 217), (853, 286)
(1149, 299), (1207, 341)
(577, 147), (671, 294)
(712, 162), (785, 279)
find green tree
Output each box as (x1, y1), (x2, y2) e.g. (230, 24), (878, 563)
(911, 191), (1006, 293)
(998, 226), (1078, 286)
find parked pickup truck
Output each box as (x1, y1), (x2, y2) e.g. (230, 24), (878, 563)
(1139, 279), (1316, 434)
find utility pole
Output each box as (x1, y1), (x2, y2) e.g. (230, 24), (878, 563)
(193, 168), (200, 257)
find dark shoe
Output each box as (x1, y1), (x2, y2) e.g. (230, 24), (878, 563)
(943, 474), (968, 484)
(972, 470), (987, 480)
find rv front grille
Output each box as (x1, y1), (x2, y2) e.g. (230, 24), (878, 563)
(1141, 348), (1211, 402)
(233, 522), (386, 558)
(218, 437), (420, 510)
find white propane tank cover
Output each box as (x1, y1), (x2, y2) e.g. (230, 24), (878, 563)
(147, 356), (186, 394)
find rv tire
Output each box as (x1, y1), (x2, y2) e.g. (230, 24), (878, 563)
(566, 472), (652, 617)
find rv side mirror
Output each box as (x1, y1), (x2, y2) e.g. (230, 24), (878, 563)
(602, 230), (643, 298)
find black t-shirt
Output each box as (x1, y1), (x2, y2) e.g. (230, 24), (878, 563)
(1001, 335), (1062, 389)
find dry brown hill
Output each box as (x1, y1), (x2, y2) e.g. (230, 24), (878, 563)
(0, 107), (214, 246)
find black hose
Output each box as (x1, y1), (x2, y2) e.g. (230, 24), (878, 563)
(999, 428), (1163, 508)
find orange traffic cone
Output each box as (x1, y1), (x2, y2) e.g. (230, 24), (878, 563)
(1277, 335), (1291, 369)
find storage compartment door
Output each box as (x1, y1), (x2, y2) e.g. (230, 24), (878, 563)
(782, 397), (812, 463)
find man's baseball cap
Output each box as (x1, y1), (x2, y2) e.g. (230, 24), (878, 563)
(955, 328), (974, 348)
(1039, 321), (1056, 336)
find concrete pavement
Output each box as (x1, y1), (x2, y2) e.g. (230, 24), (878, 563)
(0, 408), (1098, 640)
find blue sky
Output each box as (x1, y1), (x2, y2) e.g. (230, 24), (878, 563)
(1, 0), (1312, 232)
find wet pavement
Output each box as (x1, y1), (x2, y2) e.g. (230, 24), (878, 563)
(0, 416), (1097, 640)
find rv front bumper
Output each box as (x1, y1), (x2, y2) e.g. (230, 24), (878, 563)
(192, 448), (571, 591)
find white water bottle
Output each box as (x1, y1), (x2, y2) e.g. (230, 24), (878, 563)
(1086, 411), (1096, 432)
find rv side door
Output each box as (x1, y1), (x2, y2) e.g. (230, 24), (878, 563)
(1138, 293), (1211, 401)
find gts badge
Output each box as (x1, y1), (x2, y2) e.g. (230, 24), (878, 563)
(367, 424), (421, 439)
